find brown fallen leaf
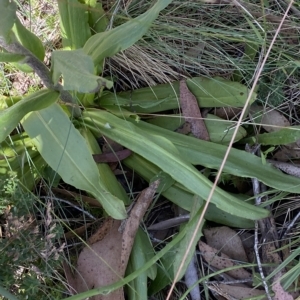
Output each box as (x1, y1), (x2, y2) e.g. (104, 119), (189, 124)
(204, 227), (248, 263)
(272, 273), (293, 300)
(64, 180), (160, 300)
(179, 80), (210, 141)
(208, 283), (265, 299)
(249, 105), (290, 132)
(198, 241), (252, 280)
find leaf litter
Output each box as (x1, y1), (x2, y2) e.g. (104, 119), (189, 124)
(64, 180), (160, 299)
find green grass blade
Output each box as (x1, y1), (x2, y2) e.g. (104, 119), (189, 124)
(0, 89), (59, 143)
(82, 109), (268, 220)
(22, 103), (126, 219)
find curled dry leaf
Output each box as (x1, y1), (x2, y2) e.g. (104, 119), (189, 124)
(204, 227), (248, 263)
(179, 80), (210, 141)
(64, 180), (160, 299)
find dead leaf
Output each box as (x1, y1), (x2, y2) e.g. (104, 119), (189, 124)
(249, 105), (290, 132)
(198, 241), (252, 280)
(273, 145), (300, 161)
(179, 80), (210, 141)
(267, 159), (300, 178)
(272, 273), (293, 300)
(204, 227), (248, 263)
(64, 180), (160, 299)
(208, 283), (265, 299)
(214, 107), (242, 120)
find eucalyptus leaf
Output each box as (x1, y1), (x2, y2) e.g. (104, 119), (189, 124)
(0, 89), (59, 143)
(57, 0), (91, 49)
(51, 49), (113, 93)
(0, 0), (17, 42)
(83, 0), (173, 66)
(82, 109), (268, 220)
(22, 103), (126, 219)
(100, 76), (256, 113)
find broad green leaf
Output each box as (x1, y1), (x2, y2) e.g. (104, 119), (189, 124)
(82, 109), (268, 220)
(79, 127), (129, 204)
(22, 103), (126, 219)
(0, 0), (17, 42)
(147, 113), (247, 144)
(0, 89), (59, 143)
(83, 0), (173, 66)
(100, 77), (256, 113)
(0, 52), (24, 62)
(173, 199), (204, 280)
(57, 0), (91, 49)
(12, 18), (45, 61)
(242, 126), (300, 146)
(51, 49), (113, 93)
(125, 118), (300, 194)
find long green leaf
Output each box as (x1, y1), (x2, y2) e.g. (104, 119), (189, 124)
(124, 153), (254, 228)
(0, 89), (59, 143)
(83, 0), (173, 66)
(57, 0), (91, 49)
(22, 103), (126, 219)
(0, 0), (17, 42)
(0, 52), (24, 62)
(100, 76), (256, 113)
(82, 109), (268, 220)
(124, 118), (300, 194)
(12, 18), (45, 61)
(147, 113), (246, 144)
(80, 127), (129, 204)
(242, 126), (300, 146)
(173, 199), (204, 280)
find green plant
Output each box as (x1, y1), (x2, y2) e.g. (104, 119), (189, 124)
(1, 0), (300, 299)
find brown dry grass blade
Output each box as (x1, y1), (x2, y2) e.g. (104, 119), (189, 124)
(64, 180), (160, 299)
(179, 80), (210, 141)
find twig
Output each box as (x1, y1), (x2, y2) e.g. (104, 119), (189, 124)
(40, 196), (96, 220)
(280, 211), (300, 240)
(0, 38), (81, 117)
(184, 253), (201, 300)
